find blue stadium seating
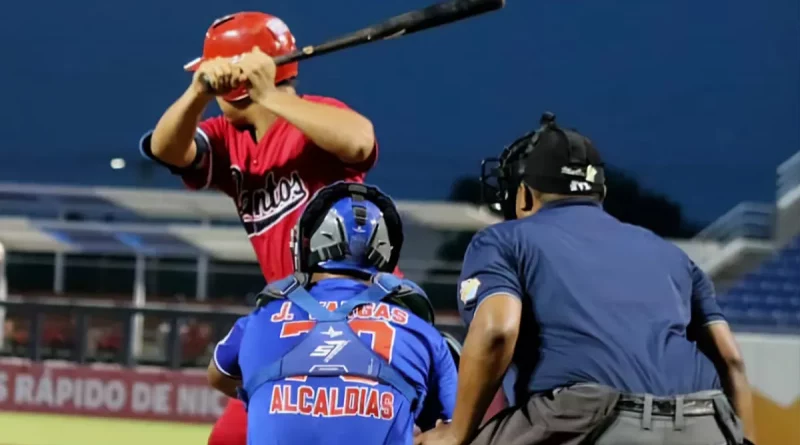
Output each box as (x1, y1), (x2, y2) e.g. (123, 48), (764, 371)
(0, 190), (138, 221)
(718, 236), (800, 332)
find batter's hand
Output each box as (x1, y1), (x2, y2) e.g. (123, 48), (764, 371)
(236, 46), (277, 104)
(192, 58), (243, 96)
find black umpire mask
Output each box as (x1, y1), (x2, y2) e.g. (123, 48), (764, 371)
(480, 112), (606, 220)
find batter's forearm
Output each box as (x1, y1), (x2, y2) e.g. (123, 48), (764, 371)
(257, 91), (375, 163)
(150, 87), (212, 168)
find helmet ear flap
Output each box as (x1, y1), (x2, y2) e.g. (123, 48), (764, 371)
(365, 217), (393, 269)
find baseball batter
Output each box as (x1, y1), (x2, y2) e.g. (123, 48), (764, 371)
(139, 11), (379, 445)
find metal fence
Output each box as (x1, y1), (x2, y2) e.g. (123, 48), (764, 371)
(2, 251), (463, 308)
(0, 299), (245, 369)
(0, 242), (463, 371)
(0, 298), (465, 370)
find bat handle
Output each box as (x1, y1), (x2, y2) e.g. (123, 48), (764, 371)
(197, 53), (297, 94)
(274, 53), (294, 65)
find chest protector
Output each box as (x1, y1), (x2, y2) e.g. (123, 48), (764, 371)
(239, 272), (421, 411)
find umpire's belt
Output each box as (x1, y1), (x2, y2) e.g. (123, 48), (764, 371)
(617, 394), (715, 416)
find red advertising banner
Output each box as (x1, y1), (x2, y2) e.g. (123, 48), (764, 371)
(0, 357), (506, 425)
(0, 358), (225, 423)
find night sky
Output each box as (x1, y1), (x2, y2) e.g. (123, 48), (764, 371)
(2, 0), (798, 224)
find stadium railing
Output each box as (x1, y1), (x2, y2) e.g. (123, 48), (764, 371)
(0, 299), (246, 369)
(0, 298), (465, 369)
(0, 182), (491, 307)
(1, 251), (463, 306)
(693, 202), (776, 244)
(776, 150), (800, 245)
(777, 150), (800, 201)
(0, 182), (500, 231)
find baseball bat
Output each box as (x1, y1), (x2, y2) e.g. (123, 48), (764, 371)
(201, 0), (505, 93)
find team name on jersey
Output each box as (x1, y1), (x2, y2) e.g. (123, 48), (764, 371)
(231, 167), (309, 237)
(270, 384), (395, 420)
(271, 301), (409, 325)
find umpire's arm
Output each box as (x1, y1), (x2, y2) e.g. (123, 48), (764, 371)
(449, 229), (524, 444)
(689, 262), (756, 442)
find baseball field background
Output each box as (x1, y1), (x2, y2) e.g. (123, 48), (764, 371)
(0, 333), (797, 445)
(0, 412), (209, 445)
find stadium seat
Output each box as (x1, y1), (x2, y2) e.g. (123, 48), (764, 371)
(719, 234), (800, 329)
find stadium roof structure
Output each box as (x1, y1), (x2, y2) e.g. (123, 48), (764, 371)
(0, 182), (501, 261)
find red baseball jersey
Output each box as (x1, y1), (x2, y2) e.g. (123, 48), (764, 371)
(142, 95), (377, 282)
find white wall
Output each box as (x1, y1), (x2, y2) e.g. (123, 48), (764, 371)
(736, 332), (800, 407)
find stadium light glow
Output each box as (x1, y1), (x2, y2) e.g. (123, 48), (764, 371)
(110, 158), (126, 170)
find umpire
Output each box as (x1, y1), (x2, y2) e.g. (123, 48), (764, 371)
(415, 113), (756, 445)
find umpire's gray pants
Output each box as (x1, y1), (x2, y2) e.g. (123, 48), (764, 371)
(470, 384), (745, 445)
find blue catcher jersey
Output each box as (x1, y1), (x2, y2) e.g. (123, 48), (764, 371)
(214, 275), (457, 445)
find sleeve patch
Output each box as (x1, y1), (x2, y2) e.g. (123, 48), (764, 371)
(459, 278), (481, 305)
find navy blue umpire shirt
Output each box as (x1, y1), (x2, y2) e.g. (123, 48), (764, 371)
(457, 198), (725, 403)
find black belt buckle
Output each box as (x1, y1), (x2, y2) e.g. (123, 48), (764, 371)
(652, 399), (676, 416)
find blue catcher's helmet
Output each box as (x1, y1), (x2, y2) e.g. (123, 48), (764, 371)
(289, 181), (435, 324)
(291, 182), (403, 277)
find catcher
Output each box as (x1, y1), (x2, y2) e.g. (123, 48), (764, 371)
(208, 182), (457, 444)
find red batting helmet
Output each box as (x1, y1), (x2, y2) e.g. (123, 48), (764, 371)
(184, 12), (299, 102)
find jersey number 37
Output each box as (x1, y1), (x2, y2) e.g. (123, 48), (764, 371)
(279, 320), (397, 384)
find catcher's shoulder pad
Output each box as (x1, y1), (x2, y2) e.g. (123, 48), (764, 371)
(255, 272), (309, 308)
(384, 277), (435, 325)
(397, 279), (427, 297)
(371, 272), (404, 292)
(439, 330), (463, 368)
